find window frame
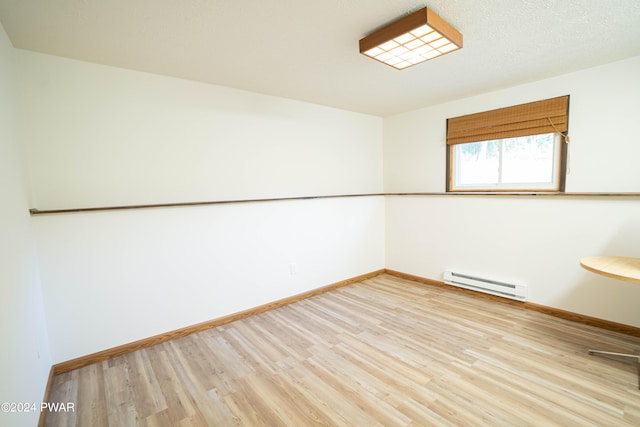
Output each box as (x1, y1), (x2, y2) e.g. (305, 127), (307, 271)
(445, 96), (569, 193)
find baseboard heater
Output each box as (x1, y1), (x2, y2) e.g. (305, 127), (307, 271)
(444, 271), (528, 302)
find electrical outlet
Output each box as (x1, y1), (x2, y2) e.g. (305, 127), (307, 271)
(289, 263), (297, 275)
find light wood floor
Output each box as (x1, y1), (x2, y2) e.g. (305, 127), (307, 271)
(45, 274), (640, 426)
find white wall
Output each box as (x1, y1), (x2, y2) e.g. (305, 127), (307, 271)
(17, 51), (382, 210)
(384, 56), (640, 327)
(384, 56), (640, 193)
(16, 52), (385, 363)
(386, 196), (640, 326)
(35, 196), (385, 362)
(0, 25), (52, 427)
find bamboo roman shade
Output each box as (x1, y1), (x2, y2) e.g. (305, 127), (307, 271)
(447, 95), (569, 145)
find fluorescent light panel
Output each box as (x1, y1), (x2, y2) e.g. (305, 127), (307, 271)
(359, 7), (463, 70)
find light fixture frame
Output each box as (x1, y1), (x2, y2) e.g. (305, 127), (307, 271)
(359, 7), (463, 69)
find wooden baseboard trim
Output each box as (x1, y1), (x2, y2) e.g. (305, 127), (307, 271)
(52, 269), (386, 375)
(384, 269), (529, 307)
(384, 269), (640, 338)
(51, 267), (639, 376)
(37, 366), (55, 427)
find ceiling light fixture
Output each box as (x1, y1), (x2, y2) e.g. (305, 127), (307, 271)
(359, 7), (463, 70)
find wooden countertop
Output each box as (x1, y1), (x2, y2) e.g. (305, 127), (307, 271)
(580, 256), (640, 284)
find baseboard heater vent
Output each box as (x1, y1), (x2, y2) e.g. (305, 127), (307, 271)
(444, 271), (528, 302)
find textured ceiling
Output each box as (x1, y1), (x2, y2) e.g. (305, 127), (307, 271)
(1, 0), (639, 116)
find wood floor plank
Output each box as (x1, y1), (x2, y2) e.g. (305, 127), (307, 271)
(44, 274), (640, 426)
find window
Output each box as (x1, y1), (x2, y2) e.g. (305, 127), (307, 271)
(452, 133), (560, 190)
(446, 96), (569, 192)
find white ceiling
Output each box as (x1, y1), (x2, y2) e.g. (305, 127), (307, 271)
(1, 0), (639, 117)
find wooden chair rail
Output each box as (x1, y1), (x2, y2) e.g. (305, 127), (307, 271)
(29, 192), (640, 215)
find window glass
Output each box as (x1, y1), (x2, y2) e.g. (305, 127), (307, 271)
(451, 133), (560, 191)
